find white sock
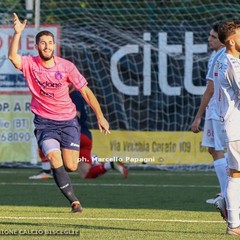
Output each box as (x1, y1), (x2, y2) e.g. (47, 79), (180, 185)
(103, 162), (111, 170)
(213, 158), (228, 197)
(226, 177), (240, 228)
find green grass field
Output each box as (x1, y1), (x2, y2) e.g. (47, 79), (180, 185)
(0, 168), (235, 239)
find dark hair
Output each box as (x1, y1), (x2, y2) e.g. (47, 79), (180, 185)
(212, 22), (221, 33)
(35, 31), (55, 44)
(218, 20), (240, 44)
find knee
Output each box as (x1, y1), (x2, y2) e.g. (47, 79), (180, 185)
(62, 149), (79, 171)
(209, 148), (225, 160)
(65, 162), (78, 172)
(47, 150), (62, 168)
(208, 147), (214, 156)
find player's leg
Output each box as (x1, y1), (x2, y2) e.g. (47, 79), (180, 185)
(211, 120), (228, 199)
(61, 148), (79, 171)
(29, 148), (52, 180)
(39, 148), (52, 174)
(210, 148), (228, 196)
(202, 119), (228, 203)
(58, 118), (83, 213)
(225, 141), (240, 235)
(34, 115), (82, 213)
(78, 133), (128, 178)
(43, 140), (82, 213)
(78, 133), (107, 178)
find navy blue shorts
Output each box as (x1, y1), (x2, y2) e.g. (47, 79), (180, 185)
(33, 114), (80, 153)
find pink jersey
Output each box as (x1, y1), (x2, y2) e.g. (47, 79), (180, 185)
(20, 55), (88, 120)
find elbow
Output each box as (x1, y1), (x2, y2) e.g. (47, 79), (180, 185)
(8, 52), (15, 63)
(8, 53), (12, 61)
(8, 53), (21, 69)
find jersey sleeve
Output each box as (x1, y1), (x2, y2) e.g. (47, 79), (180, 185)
(206, 48), (226, 81)
(68, 64), (88, 91)
(20, 56), (30, 75)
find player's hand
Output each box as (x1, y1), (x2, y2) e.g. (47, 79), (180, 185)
(98, 117), (111, 135)
(13, 13), (27, 34)
(191, 118), (201, 133)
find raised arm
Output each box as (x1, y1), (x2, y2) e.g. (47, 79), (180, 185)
(8, 13), (27, 69)
(80, 86), (110, 135)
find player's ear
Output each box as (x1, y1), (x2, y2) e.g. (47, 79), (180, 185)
(35, 44), (38, 50)
(229, 38), (235, 46)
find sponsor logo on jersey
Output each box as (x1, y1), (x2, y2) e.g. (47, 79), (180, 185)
(55, 71), (63, 80)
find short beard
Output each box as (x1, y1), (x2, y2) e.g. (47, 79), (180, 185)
(39, 51), (53, 61)
(235, 45), (240, 53)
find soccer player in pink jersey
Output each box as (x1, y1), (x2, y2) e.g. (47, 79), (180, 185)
(29, 85), (128, 180)
(8, 13), (110, 213)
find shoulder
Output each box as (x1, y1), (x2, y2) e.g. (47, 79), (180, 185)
(216, 54), (228, 75)
(22, 55), (38, 62)
(21, 55), (39, 68)
(213, 48), (225, 61)
(228, 56), (240, 73)
(218, 53), (228, 64)
(226, 54), (239, 66)
(54, 56), (76, 73)
(54, 55), (74, 66)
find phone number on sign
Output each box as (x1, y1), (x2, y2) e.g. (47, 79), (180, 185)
(0, 132), (31, 142)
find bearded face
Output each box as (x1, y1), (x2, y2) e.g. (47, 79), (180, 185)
(36, 35), (55, 61)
